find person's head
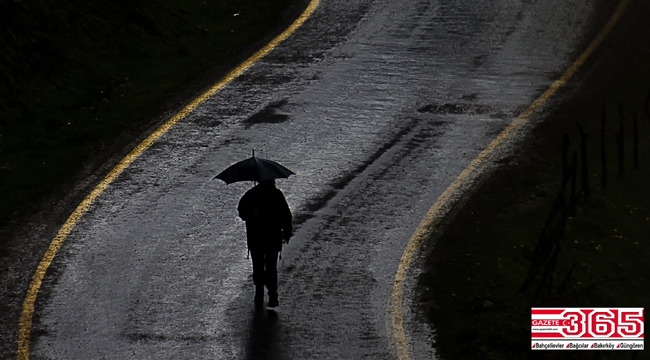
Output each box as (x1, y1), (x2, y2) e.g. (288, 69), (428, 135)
(260, 179), (276, 187)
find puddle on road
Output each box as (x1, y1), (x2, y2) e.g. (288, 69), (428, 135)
(244, 99), (290, 128)
(417, 102), (492, 115)
(417, 102), (511, 119)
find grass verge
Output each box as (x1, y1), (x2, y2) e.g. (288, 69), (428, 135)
(0, 0), (297, 227)
(420, 147), (649, 359)
(418, 1), (650, 358)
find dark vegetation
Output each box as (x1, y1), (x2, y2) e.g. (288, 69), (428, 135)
(418, 1), (650, 358)
(0, 0), (296, 227)
(420, 103), (650, 359)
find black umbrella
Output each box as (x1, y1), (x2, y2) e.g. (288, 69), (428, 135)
(214, 151), (295, 184)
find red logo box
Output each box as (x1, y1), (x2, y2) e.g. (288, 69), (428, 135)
(531, 308), (644, 350)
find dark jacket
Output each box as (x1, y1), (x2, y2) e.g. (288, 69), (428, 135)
(237, 182), (292, 252)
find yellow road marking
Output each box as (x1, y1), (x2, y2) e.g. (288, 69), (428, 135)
(388, 0), (632, 358)
(16, 1), (320, 358)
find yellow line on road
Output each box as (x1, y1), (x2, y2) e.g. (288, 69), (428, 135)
(16, 1), (320, 358)
(388, 0), (632, 358)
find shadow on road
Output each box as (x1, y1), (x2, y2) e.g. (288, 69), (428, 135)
(244, 307), (287, 360)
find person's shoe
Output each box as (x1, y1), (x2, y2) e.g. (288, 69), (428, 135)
(254, 294), (264, 305)
(254, 286), (264, 305)
(267, 294), (279, 308)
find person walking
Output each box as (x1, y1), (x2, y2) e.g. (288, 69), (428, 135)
(237, 179), (292, 307)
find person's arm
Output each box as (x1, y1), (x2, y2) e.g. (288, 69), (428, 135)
(278, 191), (293, 242)
(237, 191), (253, 221)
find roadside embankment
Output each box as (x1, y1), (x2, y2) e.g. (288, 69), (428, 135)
(0, 1), (305, 357)
(0, 0), (299, 227)
(418, 0), (650, 358)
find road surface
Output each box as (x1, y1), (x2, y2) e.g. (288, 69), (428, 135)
(27, 0), (613, 358)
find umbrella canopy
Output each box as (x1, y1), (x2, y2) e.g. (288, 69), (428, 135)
(214, 155), (295, 184)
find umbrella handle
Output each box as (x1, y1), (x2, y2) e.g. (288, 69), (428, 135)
(252, 148), (256, 187)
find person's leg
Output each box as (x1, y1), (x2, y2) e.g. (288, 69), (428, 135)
(250, 251), (265, 303)
(265, 251), (279, 307)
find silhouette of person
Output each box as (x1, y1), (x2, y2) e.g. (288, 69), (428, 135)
(238, 179), (292, 307)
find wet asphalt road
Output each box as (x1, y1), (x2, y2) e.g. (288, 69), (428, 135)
(30, 0), (609, 358)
